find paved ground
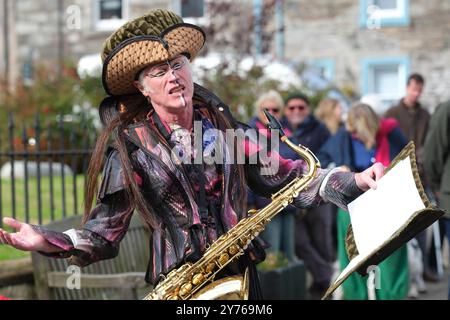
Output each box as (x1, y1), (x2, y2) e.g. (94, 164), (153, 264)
(306, 265), (449, 300)
(409, 268), (449, 300)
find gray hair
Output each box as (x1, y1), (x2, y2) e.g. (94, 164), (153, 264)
(137, 65), (153, 93)
(253, 90), (284, 116)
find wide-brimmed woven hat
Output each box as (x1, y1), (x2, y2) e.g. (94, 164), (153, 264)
(101, 9), (205, 97)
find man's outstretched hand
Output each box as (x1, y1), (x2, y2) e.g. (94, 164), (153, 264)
(0, 217), (59, 252)
(354, 162), (385, 191)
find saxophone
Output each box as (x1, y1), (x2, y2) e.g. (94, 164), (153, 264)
(143, 110), (321, 300)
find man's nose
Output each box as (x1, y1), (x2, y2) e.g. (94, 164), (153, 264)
(167, 68), (179, 82)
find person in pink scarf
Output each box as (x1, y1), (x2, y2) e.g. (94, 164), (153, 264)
(317, 103), (409, 300)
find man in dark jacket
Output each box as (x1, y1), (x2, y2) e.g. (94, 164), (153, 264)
(423, 100), (450, 299)
(281, 93), (330, 159)
(385, 73), (437, 282)
(385, 73), (429, 169)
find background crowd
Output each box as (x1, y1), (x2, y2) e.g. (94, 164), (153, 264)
(247, 73), (450, 300)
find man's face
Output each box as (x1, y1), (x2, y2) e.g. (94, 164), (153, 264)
(284, 98), (310, 127)
(405, 80), (424, 106)
(135, 55), (194, 111)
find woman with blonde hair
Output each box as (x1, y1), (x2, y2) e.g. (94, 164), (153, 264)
(315, 98), (343, 135)
(317, 102), (409, 300)
(345, 103), (380, 150)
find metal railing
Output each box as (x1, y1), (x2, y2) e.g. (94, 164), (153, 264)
(0, 113), (96, 227)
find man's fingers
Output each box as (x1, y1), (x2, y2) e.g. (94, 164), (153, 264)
(3, 217), (23, 231)
(2, 231), (14, 245)
(0, 231), (7, 245)
(373, 163), (385, 181)
(0, 230), (13, 246)
(364, 173), (378, 190)
(0, 228), (28, 250)
(356, 165), (383, 191)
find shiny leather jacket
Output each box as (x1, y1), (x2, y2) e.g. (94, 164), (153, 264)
(33, 85), (363, 285)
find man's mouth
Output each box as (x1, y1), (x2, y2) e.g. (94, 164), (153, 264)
(169, 85), (185, 94)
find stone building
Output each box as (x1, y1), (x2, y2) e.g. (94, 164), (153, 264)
(1, 0), (450, 111)
(281, 0), (450, 111)
(0, 0), (173, 88)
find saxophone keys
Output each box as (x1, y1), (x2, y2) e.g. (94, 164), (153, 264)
(218, 253), (230, 265)
(239, 236), (251, 249)
(179, 283), (193, 297)
(206, 263), (216, 273)
(228, 245), (240, 255)
(192, 273), (206, 286)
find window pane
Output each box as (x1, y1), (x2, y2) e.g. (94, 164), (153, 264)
(372, 65), (399, 94)
(181, 0), (204, 17)
(100, 0), (122, 20)
(373, 0), (398, 10)
(312, 66), (327, 79)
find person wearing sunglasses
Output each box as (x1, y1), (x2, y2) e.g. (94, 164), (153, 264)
(281, 92), (335, 299)
(282, 93), (330, 158)
(248, 90), (284, 134)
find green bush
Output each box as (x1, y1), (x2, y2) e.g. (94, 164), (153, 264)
(0, 62), (103, 136)
(197, 59), (340, 123)
(257, 251), (290, 271)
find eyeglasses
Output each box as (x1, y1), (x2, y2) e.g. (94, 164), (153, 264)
(146, 57), (187, 78)
(263, 107), (280, 113)
(287, 104), (307, 112)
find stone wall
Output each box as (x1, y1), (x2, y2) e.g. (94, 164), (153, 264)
(283, 0), (450, 111)
(3, 0), (450, 111)
(8, 0), (172, 78)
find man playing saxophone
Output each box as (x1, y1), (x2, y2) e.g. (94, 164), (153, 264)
(0, 9), (384, 300)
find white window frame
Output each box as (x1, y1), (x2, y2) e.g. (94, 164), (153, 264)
(368, 64), (405, 104)
(94, 0), (129, 32)
(361, 57), (410, 109)
(308, 59), (335, 82)
(360, 0), (409, 28)
(370, 0), (406, 20)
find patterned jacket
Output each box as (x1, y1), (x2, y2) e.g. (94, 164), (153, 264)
(33, 85), (363, 285)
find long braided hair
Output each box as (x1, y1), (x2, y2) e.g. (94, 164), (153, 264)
(83, 94), (161, 230)
(83, 91), (247, 231)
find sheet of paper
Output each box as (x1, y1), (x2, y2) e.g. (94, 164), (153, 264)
(347, 156), (425, 255)
(334, 254), (365, 283)
(324, 254), (366, 299)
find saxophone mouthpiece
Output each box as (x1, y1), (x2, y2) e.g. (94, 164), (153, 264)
(263, 109), (286, 137)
